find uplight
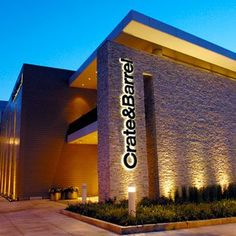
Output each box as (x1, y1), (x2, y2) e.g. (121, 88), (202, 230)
(128, 185), (136, 217)
(128, 186), (136, 193)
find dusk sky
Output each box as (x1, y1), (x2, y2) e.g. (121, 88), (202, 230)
(0, 0), (235, 101)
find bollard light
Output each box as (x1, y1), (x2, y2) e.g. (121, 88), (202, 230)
(82, 183), (87, 204)
(128, 185), (136, 217)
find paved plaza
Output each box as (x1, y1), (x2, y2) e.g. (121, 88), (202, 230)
(1, 197), (236, 235)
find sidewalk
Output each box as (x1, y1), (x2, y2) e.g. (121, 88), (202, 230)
(1, 197), (236, 235)
(0, 197), (115, 235)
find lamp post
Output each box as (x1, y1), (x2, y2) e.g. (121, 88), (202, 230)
(128, 186), (136, 217)
(82, 183), (87, 204)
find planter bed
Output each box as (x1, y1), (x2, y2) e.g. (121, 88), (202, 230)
(60, 199), (236, 234)
(61, 210), (236, 234)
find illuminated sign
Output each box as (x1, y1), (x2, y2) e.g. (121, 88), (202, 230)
(119, 58), (137, 170)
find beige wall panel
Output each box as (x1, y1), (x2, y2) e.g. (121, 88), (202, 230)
(0, 87), (22, 200)
(53, 144), (98, 196)
(17, 65), (97, 199)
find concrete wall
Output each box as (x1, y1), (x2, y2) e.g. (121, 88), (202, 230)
(97, 41), (236, 200)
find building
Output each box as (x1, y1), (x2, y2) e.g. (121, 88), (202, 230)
(0, 10), (235, 201)
(0, 101), (7, 125)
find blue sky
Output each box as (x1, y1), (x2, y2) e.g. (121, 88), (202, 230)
(0, 0), (235, 100)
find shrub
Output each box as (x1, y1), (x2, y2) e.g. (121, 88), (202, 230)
(66, 199), (236, 226)
(65, 186), (79, 193)
(224, 183), (236, 199)
(181, 186), (188, 202)
(173, 184), (227, 204)
(48, 187), (62, 194)
(66, 183), (236, 226)
(216, 185), (223, 200)
(138, 196), (173, 207)
(189, 187), (199, 203)
(174, 189), (181, 203)
(105, 197), (116, 204)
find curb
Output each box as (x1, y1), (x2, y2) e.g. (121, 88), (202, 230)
(60, 210), (236, 235)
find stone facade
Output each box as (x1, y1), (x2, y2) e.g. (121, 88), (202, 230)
(97, 40), (236, 200)
(97, 42), (149, 202)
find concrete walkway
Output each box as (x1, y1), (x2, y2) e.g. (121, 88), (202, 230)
(0, 197), (115, 235)
(1, 197), (236, 235)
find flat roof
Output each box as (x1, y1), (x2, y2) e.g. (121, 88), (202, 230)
(8, 63), (75, 102)
(70, 10), (236, 89)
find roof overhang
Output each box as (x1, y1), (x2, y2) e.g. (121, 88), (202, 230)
(67, 121), (97, 144)
(69, 10), (236, 89)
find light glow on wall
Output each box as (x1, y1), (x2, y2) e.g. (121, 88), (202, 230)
(210, 141), (232, 190)
(8, 138), (20, 145)
(159, 151), (176, 199)
(186, 141), (206, 190)
(162, 178), (175, 199)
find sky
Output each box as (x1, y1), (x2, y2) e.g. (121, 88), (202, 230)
(0, 0), (235, 101)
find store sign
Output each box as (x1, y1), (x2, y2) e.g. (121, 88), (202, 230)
(119, 58), (137, 170)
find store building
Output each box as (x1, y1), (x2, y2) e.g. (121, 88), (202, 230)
(0, 10), (236, 201)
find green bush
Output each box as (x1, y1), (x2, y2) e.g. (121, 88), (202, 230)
(181, 186), (188, 201)
(138, 196), (173, 207)
(66, 199), (236, 226)
(66, 183), (236, 226)
(224, 183), (236, 199)
(173, 184), (236, 203)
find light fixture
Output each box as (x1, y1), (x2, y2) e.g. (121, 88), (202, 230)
(128, 186), (136, 193)
(82, 183), (87, 204)
(128, 185), (136, 217)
